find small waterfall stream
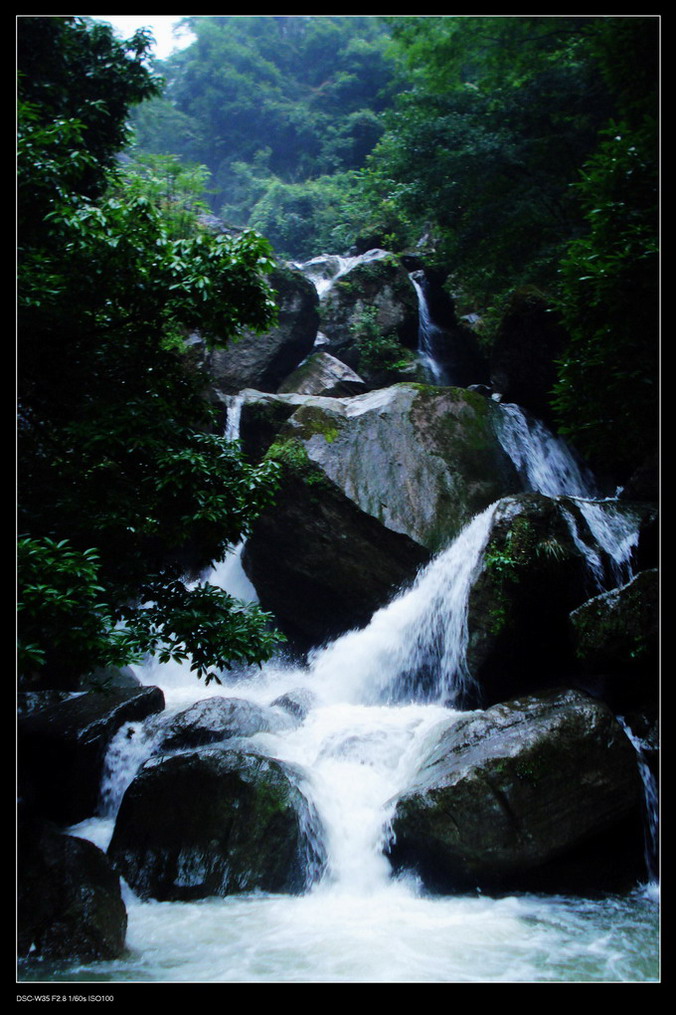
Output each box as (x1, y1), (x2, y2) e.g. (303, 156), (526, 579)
(494, 401), (640, 586)
(617, 719), (659, 885)
(29, 257), (658, 984)
(409, 272), (450, 386)
(294, 248), (392, 299)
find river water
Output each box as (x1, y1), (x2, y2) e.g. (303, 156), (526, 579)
(19, 640), (661, 983)
(20, 483), (659, 982)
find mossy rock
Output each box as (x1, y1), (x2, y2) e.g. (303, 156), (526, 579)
(108, 745), (325, 901)
(464, 494), (602, 705)
(387, 688), (644, 893)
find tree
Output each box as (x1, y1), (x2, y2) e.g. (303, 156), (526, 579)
(551, 18), (659, 476)
(18, 16), (284, 688)
(360, 17), (617, 303)
(118, 152), (214, 239)
(359, 15), (658, 481)
(131, 16), (396, 255)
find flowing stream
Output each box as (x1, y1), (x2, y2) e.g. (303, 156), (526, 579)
(410, 272), (450, 386)
(21, 259), (659, 984)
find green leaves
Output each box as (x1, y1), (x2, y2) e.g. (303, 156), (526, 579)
(18, 17), (285, 687)
(125, 580), (285, 682)
(552, 119), (658, 473)
(17, 537), (139, 681)
(17, 538), (286, 686)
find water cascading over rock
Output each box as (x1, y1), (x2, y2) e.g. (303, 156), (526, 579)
(19, 248), (657, 979)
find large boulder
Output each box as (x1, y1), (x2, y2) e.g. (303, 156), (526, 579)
(241, 384), (522, 645)
(387, 689), (644, 893)
(154, 695), (297, 753)
(277, 350), (367, 397)
(568, 568), (659, 712)
(243, 468), (431, 646)
(318, 254), (419, 384)
(18, 686), (165, 825)
(18, 811), (127, 962)
(270, 687), (318, 723)
(236, 389), (317, 463)
(201, 265), (319, 394)
(463, 493), (626, 706)
(249, 384), (521, 551)
(107, 745), (325, 901)
(489, 288), (570, 426)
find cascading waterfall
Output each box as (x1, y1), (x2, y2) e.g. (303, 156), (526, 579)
(304, 503), (497, 708)
(409, 272), (449, 386)
(199, 393), (259, 604)
(223, 392), (244, 442)
(30, 262), (658, 984)
(618, 719), (659, 886)
(294, 248), (391, 299)
(494, 400), (640, 586)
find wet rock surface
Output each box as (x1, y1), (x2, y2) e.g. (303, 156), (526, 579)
(18, 811), (127, 962)
(108, 745), (325, 901)
(202, 266), (319, 394)
(387, 689), (644, 893)
(18, 686), (166, 825)
(154, 695), (297, 753)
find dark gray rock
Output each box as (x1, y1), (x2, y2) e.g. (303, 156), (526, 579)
(568, 569), (659, 712)
(286, 385), (521, 552)
(271, 688), (317, 722)
(621, 452), (659, 504)
(155, 695), (296, 752)
(18, 686), (165, 825)
(108, 745), (326, 901)
(18, 811), (127, 961)
(242, 469), (431, 646)
(387, 689), (644, 893)
(17, 690), (73, 718)
(489, 289), (570, 426)
(277, 350), (367, 397)
(241, 384), (523, 646)
(237, 388), (310, 463)
(463, 493), (613, 706)
(202, 266), (319, 394)
(409, 269), (489, 388)
(80, 665), (142, 692)
(318, 255), (419, 382)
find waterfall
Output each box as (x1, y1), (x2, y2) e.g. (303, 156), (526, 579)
(618, 718), (659, 886)
(121, 390), (647, 880)
(495, 401), (640, 585)
(224, 392), (244, 442)
(199, 394), (258, 602)
(38, 298), (657, 982)
(409, 272), (449, 386)
(305, 504), (497, 708)
(294, 248), (391, 299)
(98, 720), (162, 820)
(271, 701), (453, 896)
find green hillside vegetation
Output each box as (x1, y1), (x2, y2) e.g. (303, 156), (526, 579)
(131, 15), (397, 257)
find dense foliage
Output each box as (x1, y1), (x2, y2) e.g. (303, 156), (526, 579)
(360, 16), (659, 476)
(131, 15), (396, 257)
(551, 20), (659, 473)
(18, 16), (284, 688)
